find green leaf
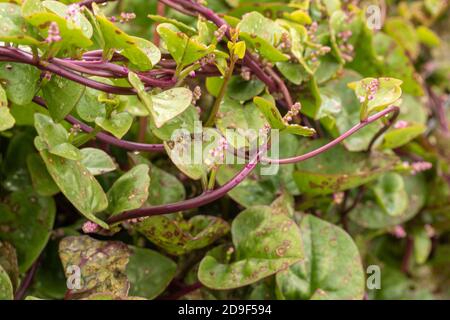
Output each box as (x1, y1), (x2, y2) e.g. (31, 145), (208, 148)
(135, 215), (230, 256)
(0, 106), (15, 131)
(22, 0), (93, 48)
(348, 77), (403, 119)
(26, 152), (59, 196)
(239, 31), (289, 62)
(59, 236), (131, 297)
(80, 148), (116, 176)
(95, 111), (133, 139)
(381, 124), (426, 150)
(164, 128), (224, 180)
(75, 79), (109, 123)
(215, 96), (268, 149)
(372, 173), (408, 217)
(34, 113), (81, 160)
(39, 150), (108, 229)
(157, 23), (215, 68)
(276, 215), (365, 300)
(94, 6), (160, 70)
(321, 71), (381, 151)
(0, 265), (13, 300)
(413, 228), (432, 265)
(128, 72), (192, 128)
(0, 3), (41, 45)
(198, 206), (303, 289)
(42, 76), (85, 122)
(0, 62), (40, 105)
(293, 139), (400, 195)
(349, 174), (426, 229)
(276, 61), (308, 85)
(0, 188), (55, 272)
(126, 246), (176, 299)
(384, 18), (419, 59)
(227, 76), (265, 102)
(237, 11), (284, 45)
(150, 87), (193, 128)
(129, 153), (186, 205)
(253, 96), (315, 136)
(0, 241), (19, 291)
(107, 164), (150, 216)
(121, 36), (161, 71)
(150, 105), (199, 141)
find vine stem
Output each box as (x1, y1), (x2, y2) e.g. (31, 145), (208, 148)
(0, 47), (176, 92)
(159, 282), (202, 300)
(14, 255), (42, 300)
(204, 57), (236, 126)
(262, 106), (400, 164)
(160, 0), (279, 95)
(32, 97), (165, 152)
(107, 107), (398, 224)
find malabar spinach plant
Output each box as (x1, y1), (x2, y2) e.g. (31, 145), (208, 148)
(0, 0), (449, 300)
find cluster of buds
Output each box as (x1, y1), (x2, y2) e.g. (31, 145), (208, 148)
(82, 221), (99, 234)
(309, 46), (331, 63)
(393, 120), (409, 129)
(45, 22), (62, 43)
(307, 21), (318, 41)
(69, 123), (81, 135)
(119, 12), (136, 23)
(214, 25), (228, 42)
(337, 29), (354, 61)
(65, 4), (81, 24)
(283, 102), (301, 124)
(410, 161), (433, 175)
(279, 32), (291, 50)
(200, 53), (216, 67)
(333, 192), (345, 205)
(240, 66), (251, 81)
(192, 86), (202, 104)
(392, 225), (406, 238)
(359, 78), (379, 102)
(205, 136), (229, 166)
(43, 71), (53, 81)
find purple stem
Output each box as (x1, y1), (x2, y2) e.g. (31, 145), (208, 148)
(0, 47), (176, 92)
(108, 107), (397, 223)
(32, 97), (165, 152)
(107, 145), (265, 223)
(262, 106), (400, 164)
(162, 0), (278, 93)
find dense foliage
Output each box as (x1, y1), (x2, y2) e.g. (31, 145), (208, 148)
(0, 0), (449, 300)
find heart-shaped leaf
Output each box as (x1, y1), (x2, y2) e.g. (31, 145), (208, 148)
(80, 148), (116, 176)
(42, 76), (85, 122)
(39, 149), (108, 229)
(135, 215), (230, 256)
(198, 205), (303, 289)
(253, 96), (315, 136)
(26, 153), (59, 196)
(276, 215), (365, 300)
(0, 3), (41, 45)
(293, 139), (400, 195)
(95, 111), (133, 139)
(107, 164), (150, 216)
(0, 188), (55, 272)
(0, 62), (40, 106)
